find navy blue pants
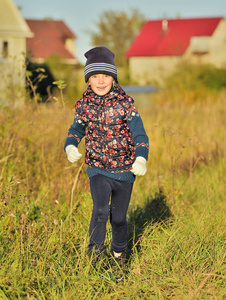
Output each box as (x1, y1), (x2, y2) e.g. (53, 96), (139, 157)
(89, 175), (133, 253)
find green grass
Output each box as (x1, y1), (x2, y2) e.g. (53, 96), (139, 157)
(0, 86), (226, 299)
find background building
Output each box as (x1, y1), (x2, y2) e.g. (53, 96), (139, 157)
(0, 0), (33, 106)
(126, 17), (226, 85)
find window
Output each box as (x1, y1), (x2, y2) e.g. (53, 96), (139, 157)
(3, 41), (9, 58)
(190, 36), (209, 54)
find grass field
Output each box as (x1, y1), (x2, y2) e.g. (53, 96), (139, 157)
(0, 84), (225, 299)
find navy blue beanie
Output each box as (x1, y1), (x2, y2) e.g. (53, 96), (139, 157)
(84, 47), (117, 82)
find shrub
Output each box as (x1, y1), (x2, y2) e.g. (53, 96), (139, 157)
(164, 62), (226, 91)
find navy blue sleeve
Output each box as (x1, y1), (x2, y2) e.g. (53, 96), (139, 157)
(126, 103), (149, 160)
(64, 114), (86, 151)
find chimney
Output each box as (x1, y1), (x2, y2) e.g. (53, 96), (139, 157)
(162, 19), (168, 34)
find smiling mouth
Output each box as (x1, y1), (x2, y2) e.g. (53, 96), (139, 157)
(97, 86), (107, 90)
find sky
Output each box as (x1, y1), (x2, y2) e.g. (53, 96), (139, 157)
(13, 0), (226, 64)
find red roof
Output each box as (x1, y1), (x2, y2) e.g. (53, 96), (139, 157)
(126, 17), (223, 57)
(26, 19), (77, 62)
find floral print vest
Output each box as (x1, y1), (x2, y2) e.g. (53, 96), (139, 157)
(75, 84), (135, 170)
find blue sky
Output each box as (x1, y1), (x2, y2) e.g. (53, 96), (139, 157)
(14, 0), (226, 64)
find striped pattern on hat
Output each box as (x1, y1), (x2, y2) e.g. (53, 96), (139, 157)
(84, 47), (118, 82)
(84, 63), (117, 78)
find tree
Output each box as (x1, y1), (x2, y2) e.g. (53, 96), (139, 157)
(90, 9), (145, 68)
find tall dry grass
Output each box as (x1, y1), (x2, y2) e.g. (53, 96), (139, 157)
(0, 84), (225, 299)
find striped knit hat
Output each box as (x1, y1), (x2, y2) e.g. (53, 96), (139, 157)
(84, 47), (117, 83)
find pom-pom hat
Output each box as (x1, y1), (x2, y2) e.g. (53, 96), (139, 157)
(84, 46), (117, 83)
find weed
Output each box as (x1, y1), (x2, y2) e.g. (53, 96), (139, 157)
(0, 73), (225, 298)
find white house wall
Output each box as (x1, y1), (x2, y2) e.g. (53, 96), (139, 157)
(129, 56), (180, 85)
(184, 19), (226, 67)
(209, 19), (226, 67)
(0, 37), (27, 107)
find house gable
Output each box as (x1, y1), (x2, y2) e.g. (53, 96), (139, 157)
(0, 0), (33, 37)
(126, 17), (223, 57)
(26, 19), (78, 64)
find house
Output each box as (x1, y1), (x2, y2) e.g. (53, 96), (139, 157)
(24, 19), (78, 100)
(0, 0), (33, 106)
(126, 17), (226, 85)
(0, 0), (78, 106)
(25, 19), (78, 65)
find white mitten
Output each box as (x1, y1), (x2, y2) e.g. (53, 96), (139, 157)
(131, 156), (147, 176)
(65, 145), (82, 163)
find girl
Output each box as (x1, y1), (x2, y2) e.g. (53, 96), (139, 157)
(64, 46), (149, 268)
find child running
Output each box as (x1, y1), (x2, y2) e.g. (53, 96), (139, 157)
(64, 46), (149, 273)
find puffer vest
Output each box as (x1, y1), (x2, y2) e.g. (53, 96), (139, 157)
(75, 84), (135, 170)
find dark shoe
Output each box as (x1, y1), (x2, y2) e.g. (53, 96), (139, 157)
(110, 249), (126, 281)
(88, 248), (106, 270)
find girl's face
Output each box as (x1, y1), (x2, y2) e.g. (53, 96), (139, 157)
(88, 74), (114, 96)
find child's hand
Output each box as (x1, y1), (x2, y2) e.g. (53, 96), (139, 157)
(131, 157), (147, 176)
(65, 145), (82, 163)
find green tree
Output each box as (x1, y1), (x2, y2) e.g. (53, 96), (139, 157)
(90, 9), (145, 68)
